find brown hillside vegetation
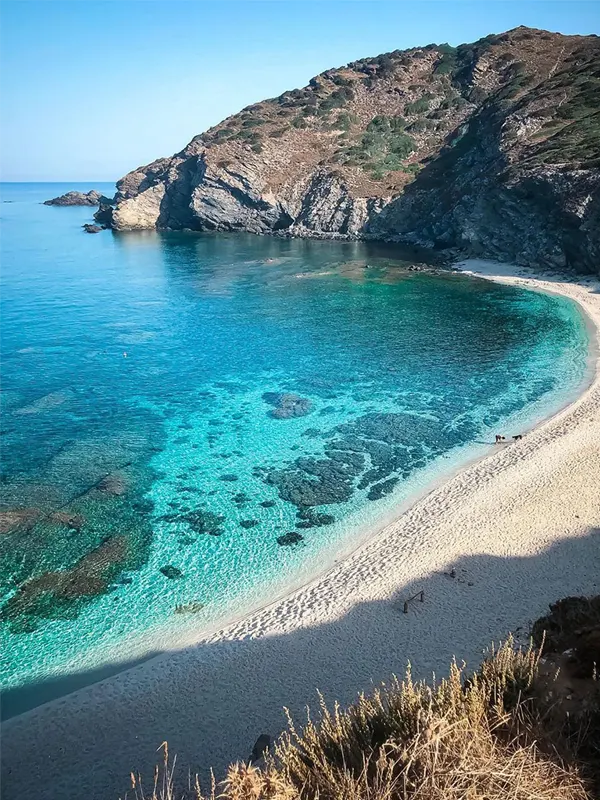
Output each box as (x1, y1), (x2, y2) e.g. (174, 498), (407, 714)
(109, 27), (600, 274)
(126, 596), (600, 800)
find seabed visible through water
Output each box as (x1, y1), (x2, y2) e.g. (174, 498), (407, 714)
(0, 183), (591, 715)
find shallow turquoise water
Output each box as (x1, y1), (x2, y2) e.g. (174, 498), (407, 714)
(0, 183), (590, 715)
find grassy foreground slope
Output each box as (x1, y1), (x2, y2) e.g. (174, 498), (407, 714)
(127, 597), (600, 800)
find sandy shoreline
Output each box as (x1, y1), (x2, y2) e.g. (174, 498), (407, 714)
(3, 260), (600, 800)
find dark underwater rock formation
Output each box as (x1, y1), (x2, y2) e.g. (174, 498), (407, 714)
(263, 408), (471, 516)
(161, 508), (225, 536)
(0, 535), (129, 632)
(296, 509), (335, 528)
(263, 392), (313, 419)
(160, 564), (183, 579)
(277, 531), (304, 546)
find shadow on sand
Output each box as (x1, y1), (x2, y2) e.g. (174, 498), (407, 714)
(2, 528), (599, 800)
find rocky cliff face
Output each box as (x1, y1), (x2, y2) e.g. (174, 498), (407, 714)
(111, 27), (600, 273)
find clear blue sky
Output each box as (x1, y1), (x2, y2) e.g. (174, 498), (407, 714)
(1, 1), (598, 182)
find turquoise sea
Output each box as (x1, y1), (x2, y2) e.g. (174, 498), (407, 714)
(0, 183), (590, 717)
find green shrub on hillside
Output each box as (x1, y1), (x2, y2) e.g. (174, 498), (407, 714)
(233, 129), (262, 146)
(337, 117), (415, 178)
(405, 97), (431, 114)
(388, 131), (415, 156)
(211, 127), (236, 141)
(318, 86), (354, 114)
(291, 115), (308, 129)
(241, 118), (265, 128)
(367, 115), (407, 134)
(336, 111), (359, 130)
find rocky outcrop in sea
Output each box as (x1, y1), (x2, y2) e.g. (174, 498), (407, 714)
(44, 189), (113, 207)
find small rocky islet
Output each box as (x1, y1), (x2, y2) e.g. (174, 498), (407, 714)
(43, 190), (113, 207)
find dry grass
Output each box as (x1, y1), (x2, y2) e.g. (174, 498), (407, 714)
(126, 639), (596, 800)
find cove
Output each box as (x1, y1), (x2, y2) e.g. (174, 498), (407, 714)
(0, 183), (590, 716)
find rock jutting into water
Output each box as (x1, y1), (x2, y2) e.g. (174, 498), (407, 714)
(93, 203), (114, 226)
(263, 392), (313, 419)
(44, 190), (113, 207)
(83, 224), (103, 234)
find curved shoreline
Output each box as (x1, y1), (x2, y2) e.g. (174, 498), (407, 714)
(3, 260), (600, 800)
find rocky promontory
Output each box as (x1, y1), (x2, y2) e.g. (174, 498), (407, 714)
(108, 27), (600, 274)
(44, 189), (113, 207)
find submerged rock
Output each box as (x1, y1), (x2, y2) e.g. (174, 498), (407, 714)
(50, 511), (85, 531)
(14, 389), (75, 415)
(83, 224), (103, 234)
(277, 531), (304, 547)
(174, 602), (204, 614)
(44, 190), (113, 207)
(160, 564), (183, 580)
(161, 508), (225, 536)
(0, 535), (129, 629)
(266, 450), (362, 508)
(296, 509), (335, 528)
(367, 477), (399, 500)
(0, 508), (41, 534)
(97, 473), (128, 496)
(263, 392), (312, 420)
(239, 519), (259, 529)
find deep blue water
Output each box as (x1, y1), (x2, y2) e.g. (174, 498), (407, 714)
(0, 182), (590, 713)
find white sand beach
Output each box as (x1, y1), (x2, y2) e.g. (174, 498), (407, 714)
(2, 260), (600, 800)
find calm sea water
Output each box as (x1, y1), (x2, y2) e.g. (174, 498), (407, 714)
(0, 183), (590, 715)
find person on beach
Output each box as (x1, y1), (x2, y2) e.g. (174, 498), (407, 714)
(495, 434), (506, 444)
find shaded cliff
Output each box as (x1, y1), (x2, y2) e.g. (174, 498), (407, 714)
(111, 27), (600, 273)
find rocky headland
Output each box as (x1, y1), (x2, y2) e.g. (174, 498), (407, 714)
(106, 27), (599, 274)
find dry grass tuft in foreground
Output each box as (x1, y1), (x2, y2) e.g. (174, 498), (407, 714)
(126, 636), (599, 800)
